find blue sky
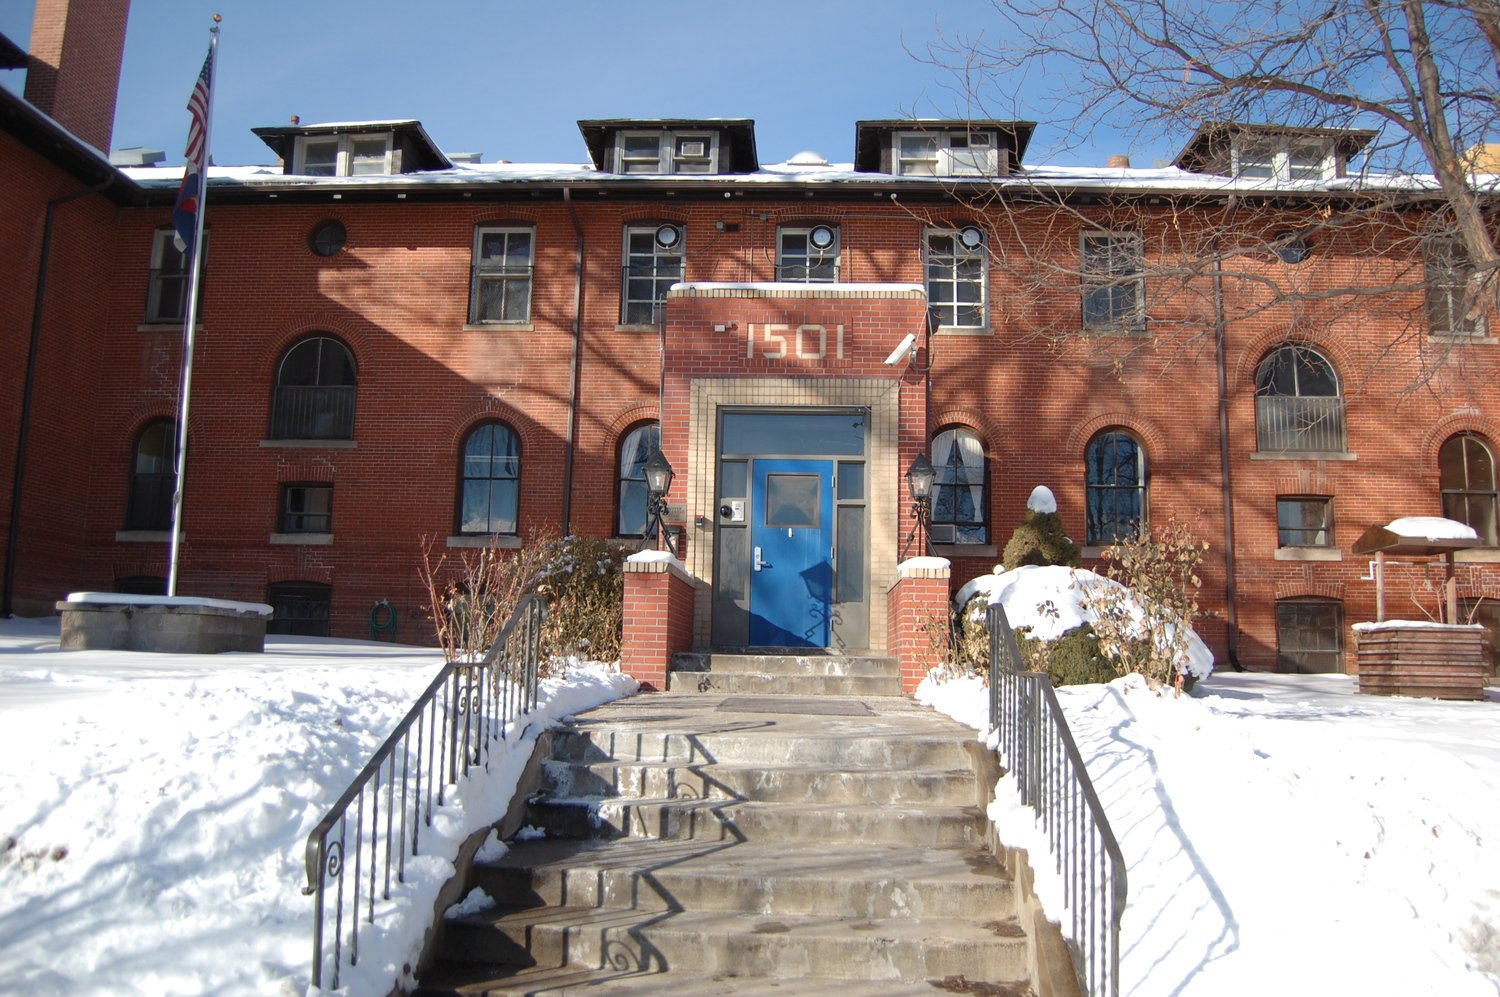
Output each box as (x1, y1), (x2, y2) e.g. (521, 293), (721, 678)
(0, 0), (1181, 169)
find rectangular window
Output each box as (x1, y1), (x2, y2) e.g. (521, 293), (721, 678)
(777, 226), (840, 282)
(615, 131), (719, 174)
(470, 227), (534, 324)
(1276, 600), (1344, 673)
(1277, 496), (1334, 547)
(1234, 139), (1331, 181)
(1426, 240), (1484, 338)
(621, 224), (684, 325)
(293, 133), (393, 177)
(146, 229), (207, 323)
(281, 484), (332, 533)
(894, 131), (1000, 177)
(1082, 232), (1144, 331)
(926, 228), (987, 329)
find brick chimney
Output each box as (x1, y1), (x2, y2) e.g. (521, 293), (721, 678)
(24, 0), (132, 153)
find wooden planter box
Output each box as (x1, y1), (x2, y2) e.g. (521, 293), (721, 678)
(1353, 622), (1488, 701)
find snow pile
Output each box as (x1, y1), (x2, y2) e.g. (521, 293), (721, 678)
(1384, 516), (1481, 542)
(0, 618), (636, 996)
(954, 564), (1215, 680)
(921, 669), (1500, 995)
(444, 887), (498, 921)
(624, 549), (683, 568)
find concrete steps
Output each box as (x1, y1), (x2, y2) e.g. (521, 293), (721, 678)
(667, 652), (903, 697)
(413, 691), (1035, 996)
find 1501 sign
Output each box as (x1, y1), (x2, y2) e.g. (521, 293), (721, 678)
(743, 323), (846, 361)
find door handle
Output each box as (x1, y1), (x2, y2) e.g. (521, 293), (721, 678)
(753, 546), (766, 571)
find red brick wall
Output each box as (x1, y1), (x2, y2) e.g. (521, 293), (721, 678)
(887, 565), (952, 693)
(620, 561), (695, 690)
(1, 141), (1496, 667)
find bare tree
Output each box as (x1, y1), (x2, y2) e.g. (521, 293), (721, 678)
(917, 0), (1498, 389)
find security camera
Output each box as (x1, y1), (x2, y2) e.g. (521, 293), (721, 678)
(883, 333), (917, 367)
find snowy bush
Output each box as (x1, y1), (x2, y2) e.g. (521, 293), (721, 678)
(1082, 515), (1211, 690)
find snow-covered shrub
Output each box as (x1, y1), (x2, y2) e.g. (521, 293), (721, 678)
(533, 535), (625, 662)
(1001, 487), (1080, 570)
(1082, 515), (1209, 690)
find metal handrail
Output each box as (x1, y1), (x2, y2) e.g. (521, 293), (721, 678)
(987, 603), (1127, 997)
(302, 594), (547, 990)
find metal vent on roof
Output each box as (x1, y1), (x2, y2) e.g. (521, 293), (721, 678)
(788, 150), (829, 166)
(447, 152), (483, 164)
(110, 147), (166, 167)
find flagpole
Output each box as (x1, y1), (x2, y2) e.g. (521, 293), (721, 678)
(167, 16), (220, 597)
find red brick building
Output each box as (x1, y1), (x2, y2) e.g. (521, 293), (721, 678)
(4, 0), (1498, 676)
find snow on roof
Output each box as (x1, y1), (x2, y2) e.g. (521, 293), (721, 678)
(1352, 619), (1486, 632)
(115, 154), (1493, 198)
(1383, 517), (1480, 542)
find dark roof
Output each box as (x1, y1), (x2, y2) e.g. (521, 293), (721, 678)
(251, 119), (451, 171)
(577, 119), (759, 173)
(1174, 122), (1377, 173)
(0, 30), (26, 69)
(0, 86), (138, 202)
(853, 120), (1036, 172)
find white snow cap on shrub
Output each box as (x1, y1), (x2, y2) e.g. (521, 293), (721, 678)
(1026, 485), (1057, 514)
(953, 564), (1215, 680)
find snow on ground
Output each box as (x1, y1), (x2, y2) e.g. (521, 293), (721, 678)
(921, 670), (1500, 996)
(0, 616), (635, 996)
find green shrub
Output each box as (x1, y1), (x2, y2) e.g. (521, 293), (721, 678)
(1016, 623), (1117, 687)
(1001, 507), (1081, 570)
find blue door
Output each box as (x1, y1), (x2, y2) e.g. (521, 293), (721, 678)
(749, 458), (834, 647)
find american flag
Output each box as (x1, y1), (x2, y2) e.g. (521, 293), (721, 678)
(172, 43), (216, 255)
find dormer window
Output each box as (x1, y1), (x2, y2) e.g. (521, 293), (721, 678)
(294, 132), (393, 176)
(1235, 137), (1332, 181)
(615, 130), (719, 174)
(895, 130), (1000, 177)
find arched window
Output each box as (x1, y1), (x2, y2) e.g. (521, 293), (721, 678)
(458, 422), (520, 535)
(1276, 598), (1344, 673)
(1440, 433), (1498, 545)
(1086, 429), (1146, 545)
(616, 421), (661, 536)
(1254, 345), (1345, 452)
(930, 427), (988, 544)
(270, 336), (357, 440)
(125, 419), (176, 531)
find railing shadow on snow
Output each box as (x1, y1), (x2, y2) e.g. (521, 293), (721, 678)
(301, 594), (546, 990)
(987, 602), (1127, 997)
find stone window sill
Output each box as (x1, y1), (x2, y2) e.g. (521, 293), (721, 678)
(1456, 548), (1500, 563)
(463, 322), (534, 333)
(932, 543), (997, 557)
(1249, 451), (1357, 461)
(446, 534), (521, 549)
(270, 532), (332, 546)
(260, 439), (357, 450)
(615, 323), (658, 333)
(139, 323), (202, 332)
(115, 530), (174, 543)
(1275, 546), (1342, 561)
(934, 326), (991, 337)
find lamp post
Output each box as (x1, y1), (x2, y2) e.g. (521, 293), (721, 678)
(904, 453), (936, 558)
(641, 447), (677, 557)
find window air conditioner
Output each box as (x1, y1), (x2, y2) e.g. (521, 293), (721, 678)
(678, 140), (707, 158)
(929, 524), (958, 545)
(941, 146), (1000, 177)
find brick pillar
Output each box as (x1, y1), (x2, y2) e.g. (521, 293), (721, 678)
(621, 555), (696, 692)
(887, 557), (952, 694)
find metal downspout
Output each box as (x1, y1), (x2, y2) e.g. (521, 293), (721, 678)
(560, 187), (585, 536)
(1213, 242), (1246, 671)
(4, 176), (114, 617)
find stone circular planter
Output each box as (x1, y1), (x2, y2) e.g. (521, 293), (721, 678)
(57, 593), (273, 654)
